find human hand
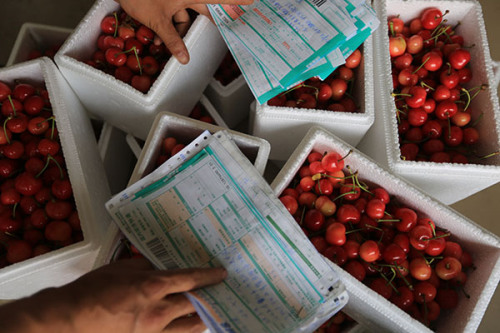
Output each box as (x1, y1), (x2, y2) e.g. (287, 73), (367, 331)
(116, 0), (254, 65)
(0, 258), (227, 333)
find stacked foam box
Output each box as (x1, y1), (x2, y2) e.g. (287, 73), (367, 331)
(357, 0), (500, 205)
(0, 58), (112, 299)
(97, 123), (138, 195)
(271, 126), (500, 333)
(93, 111), (271, 268)
(95, 94), (228, 196)
(6, 22), (72, 66)
(54, 0), (228, 141)
(249, 36), (375, 161)
(204, 74), (254, 129)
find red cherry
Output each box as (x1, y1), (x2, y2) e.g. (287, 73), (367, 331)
(325, 222), (346, 246)
(420, 8), (444, 30)
(389, 36), (407, 57)
(279, 195), (298, 215)
(344, 260), (366, 281)
(131, 75), (152, 93)
(366, 198), (386, 220)
(100, 15), (119, 34)
(6, 240), (32, 264)
(304, 209), (325, 231)
(12, 83), (35, 101)
(359, 240), (380, 263)
(136, 26), (155, 45)
(321, 152), (344, 173)
(45, 220), (73, 242)
(345, 49), (362, 69)
(405, 86), (427, 108)
(435, 257), (462, 280)
(448, 48), (471, 70)
(15, 172), (43, 196)
(409, 257), (432, 281)
(323, 246), (347, 267)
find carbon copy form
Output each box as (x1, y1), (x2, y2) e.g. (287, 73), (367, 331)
(106, 131), (348, 332)
(208, 0), (379, 104)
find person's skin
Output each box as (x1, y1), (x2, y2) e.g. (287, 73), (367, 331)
(116, 0), (254, 65)
(0, 258), (227, 333)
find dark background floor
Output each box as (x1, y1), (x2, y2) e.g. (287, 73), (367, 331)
(0, 0), (499, 332)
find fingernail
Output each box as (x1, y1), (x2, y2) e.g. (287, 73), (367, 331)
(176, 51), (189, 64)
(220, 268), (228, 279)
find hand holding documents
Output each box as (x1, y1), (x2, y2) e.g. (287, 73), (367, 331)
(208, 0), (379, 104)
(106, 131), (348, 332)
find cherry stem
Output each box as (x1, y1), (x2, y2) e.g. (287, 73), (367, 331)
(427, 232), (451, 241)
(470, 84), (488, 100)
(36, 154), (64, 180)
(460, 286), (471, 299)
(420, 80), (435, 91)
(470, 112), (484, 127)
(477, 151), (500, 159)
(389, 21), (395, 37)
(413, 53), (431, 74)
(2, 118), (11, 144)
(7, 95), (17, 117)
(461, 87), (472, 111)
(113, 11), (119, 38)
(12, 202), (18, 219)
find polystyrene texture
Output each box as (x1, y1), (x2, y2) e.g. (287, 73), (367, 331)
(204, 74), (254, 128)
(6, 22), (72, 66)
(357, 0), (500, 205)
(271, 126), (500, 333)
(248, 35), (375, 161)
(0, 59), (112, 299)
(54, 0), (227, 141)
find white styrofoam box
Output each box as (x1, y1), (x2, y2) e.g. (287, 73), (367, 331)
(248, 35), (374, 161)
(93, 111), (271, 268)
(97, 122), (138, 195)
(130, 111), (270, 182)
(6, 22), (72, 67)
(95, 96), (226, 196)
(54, 0), (227, 141)
(0, 58), (112, 299)
(271, 126), (500, 333)
(357, 0), (500, 205)
(204, 74), (253, 128)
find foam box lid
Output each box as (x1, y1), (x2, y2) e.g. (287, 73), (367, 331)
(249, 36), (375, 161)
(357, 0), (500, 205)
(54, 0), (227, 140)
(6, 22), (72, 67)
(0, 58), (111, 298)
(271, 126), (500, 333)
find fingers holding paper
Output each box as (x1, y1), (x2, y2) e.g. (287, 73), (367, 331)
(116, 0), (254, 64)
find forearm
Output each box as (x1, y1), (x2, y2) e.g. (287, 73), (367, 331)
(0, 288), (76, 333)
